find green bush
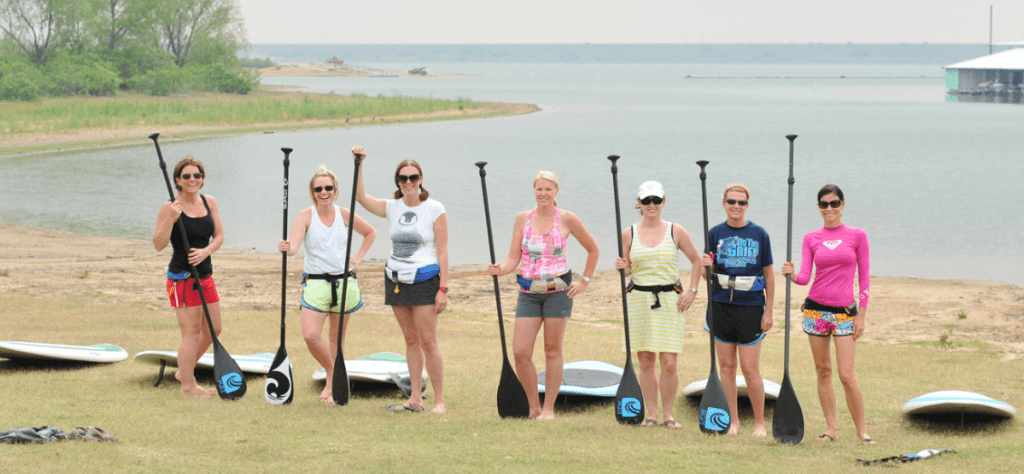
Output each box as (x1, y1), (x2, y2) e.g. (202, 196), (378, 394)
(40, 53), (120, 96)
(0, 59), (44, 101)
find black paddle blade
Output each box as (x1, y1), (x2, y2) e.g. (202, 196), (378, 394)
(698, 369), (731, 433)
(614, 359), (645, 424)
(331, 354), (350, 405)
(772, 372), (804, 444)
(265, 346), (294, 405)
(497, 356), (530, 419)
(212, 341), (246, 400)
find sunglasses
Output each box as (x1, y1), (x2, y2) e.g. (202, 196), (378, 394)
(640, 196), (664, 206)
(179, 173), (203, 180)
(726, 199), (748, 206)
(313, 185), (335, 193)
(397, 174), (421, 184)
(818, 199), (842, 209)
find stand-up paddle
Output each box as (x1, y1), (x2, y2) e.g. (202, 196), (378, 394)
(148, 132), (246, 401)
(266, 147), (295, 405)
(476, 161), (531, 419)
(609, 155), (645, 425)
(772, 134), (804, 444)
(331, 150), (362, 405)
(696, 160), (730, 433)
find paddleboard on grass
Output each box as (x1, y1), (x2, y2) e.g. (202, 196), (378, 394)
(312, 352), (427, 383)
(902, 390), (1016, 418)
(538, 360), (623, 398)
(682, 376), (782, 400)
(134, 351), (274, 374)
(0, 341), (128, 363)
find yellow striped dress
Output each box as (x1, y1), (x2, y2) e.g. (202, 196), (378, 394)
(625, 222), (684, 353)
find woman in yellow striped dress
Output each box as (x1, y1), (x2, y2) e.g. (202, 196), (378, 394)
(614, 181), (703, 428)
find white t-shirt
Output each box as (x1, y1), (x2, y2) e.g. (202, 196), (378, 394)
(385, 198), (445, 272)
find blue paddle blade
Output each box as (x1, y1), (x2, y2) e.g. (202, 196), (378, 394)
(698, 370), (730, 433)
(615, 359), (644, 424)
(212, 342), (246, 400)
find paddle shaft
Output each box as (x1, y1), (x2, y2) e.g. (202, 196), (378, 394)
(608, 156), (634, 354)
(474, 162), (510, 352)
(280, 147), (292, 343)
(332, 152), (362, 405)
(696, 160), (716, 367)
(785, 135), (796, 371)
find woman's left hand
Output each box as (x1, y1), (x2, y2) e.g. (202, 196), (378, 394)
(677, 291), (696, 312)
(567, 280), (589, 299)
(434, 289), (447, 314)
(187, 248), (208, 266)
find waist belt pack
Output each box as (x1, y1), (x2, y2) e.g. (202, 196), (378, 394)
(516, 272), (572, 294)
(802, 297), (858, 316)
(385, 263), (439, 294)
(304, 271), (358, 309)
(626, 280), (683, 309)
(712, 273), (766, 301)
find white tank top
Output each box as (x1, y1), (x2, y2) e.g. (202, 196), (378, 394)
(303, 206), (349, 275)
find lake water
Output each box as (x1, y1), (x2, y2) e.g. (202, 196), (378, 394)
(2, 61), (1022, 285)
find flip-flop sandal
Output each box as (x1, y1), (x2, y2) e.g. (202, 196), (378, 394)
(662, 420), (683, 430)
(87, 426), (117, 442)
(861, 437), (875, 445)
(817, 433), (835, 442)
(386, 403), (425, 413)
(640, 418), (658, 427)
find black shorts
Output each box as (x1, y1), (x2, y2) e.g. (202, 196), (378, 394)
(706, 301), (766, 345)
(384, 275), (440, 307)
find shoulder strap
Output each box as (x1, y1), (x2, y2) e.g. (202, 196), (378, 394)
(200, 194), (210, 213)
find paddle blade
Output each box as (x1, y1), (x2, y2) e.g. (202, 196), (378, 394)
(331, 353), (350, 405)
(614, 359), (645, 424)
(497, 356), (530, 419)
(264, 347), (294, 405)
(772, 372), (804, 444)
(212, 341), (246, 400)
(698, 369), (730, 433)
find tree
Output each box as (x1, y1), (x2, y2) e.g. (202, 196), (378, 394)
(91, 0), (155, 50)
(152, 0), (246, 67)
(0, 0), (92, 63)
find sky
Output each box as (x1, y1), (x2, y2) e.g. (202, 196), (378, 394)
(237, 0), (1024, 45)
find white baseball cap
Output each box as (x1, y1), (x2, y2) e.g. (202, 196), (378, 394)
(637, 181), (665, 199)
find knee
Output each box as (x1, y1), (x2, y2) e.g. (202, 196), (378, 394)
(719, 358), (738, 373)
(512, 347), (532, 364)
(637, 353), (656, 371)
(542, 342), (562, 360)
(838, 370), (857, 388)
(814, 363), (833, 380)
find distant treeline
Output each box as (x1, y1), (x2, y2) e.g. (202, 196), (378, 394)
(0, 0), (257, 101)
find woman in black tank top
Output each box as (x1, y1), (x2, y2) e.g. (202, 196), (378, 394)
(153, 156), (226, 399)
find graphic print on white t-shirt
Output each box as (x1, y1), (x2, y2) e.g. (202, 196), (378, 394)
(393, 211), (424, 258)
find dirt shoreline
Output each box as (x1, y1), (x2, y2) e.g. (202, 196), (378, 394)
(2, 223), (1022, 359)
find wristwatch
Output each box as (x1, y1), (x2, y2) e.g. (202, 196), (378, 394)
(438, 286), (448, 293)
(689, 287), (698, 293)
(581, 276), (591, 283)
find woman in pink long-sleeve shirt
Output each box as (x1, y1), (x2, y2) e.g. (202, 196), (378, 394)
(781, 184), (874, 446)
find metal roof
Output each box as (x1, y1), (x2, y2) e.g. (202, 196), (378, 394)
(945, 48), (1024, 70)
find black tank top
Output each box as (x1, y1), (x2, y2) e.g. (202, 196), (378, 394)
(168, 195), (215, 279)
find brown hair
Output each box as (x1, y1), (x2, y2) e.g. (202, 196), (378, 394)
(722, 183), (750, 201)
(308, 166), (340, 204)
(173, 156), (205, 192)
(393, 159), (429, 201)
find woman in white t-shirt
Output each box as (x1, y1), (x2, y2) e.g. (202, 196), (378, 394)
(352, 145), (448, 414)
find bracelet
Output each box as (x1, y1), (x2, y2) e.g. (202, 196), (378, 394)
(581, 276), (591, 283)
(438, 286), (448, 293)
(689, 287), (698, 293)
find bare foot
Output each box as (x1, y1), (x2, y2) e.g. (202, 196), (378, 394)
(528, 410), (542, 419)
(727, 425), (740, 436)
(182, 386), (215, 398)
(536, 411), (555, 421)
(320, 387), (333, 403)
(860, 436), (876, 445)
(751, 427), (767, 438)
(431, 403), (446, 414)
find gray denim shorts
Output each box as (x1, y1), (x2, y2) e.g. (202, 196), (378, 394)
(515, 289), (573, 318)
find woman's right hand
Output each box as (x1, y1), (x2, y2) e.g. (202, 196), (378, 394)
(169, 200), (182, 221)
(700, 253), (714, 267)
(780, 261), (794, 276)
(352, 145), (366, 160)
(614, 257), (629, 270)
(487, 263), (501, 276)
(278, 240), (290, 253)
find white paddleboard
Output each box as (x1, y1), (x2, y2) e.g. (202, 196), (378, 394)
(682, 376), (782, 400)
(0, 341), (128, 363)
(902, 390), (1016, 418)
(539, 360), (623, 398)
(134, 350), (274, 374)
(312, 352), (426, 383)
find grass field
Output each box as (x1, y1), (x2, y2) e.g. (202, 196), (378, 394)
(1, 289), (1021, 473)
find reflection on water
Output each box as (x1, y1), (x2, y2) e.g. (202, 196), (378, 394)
(2, 62), (1022, 285)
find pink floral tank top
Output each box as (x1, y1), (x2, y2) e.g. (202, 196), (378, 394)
(519, 208), (570, 280)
